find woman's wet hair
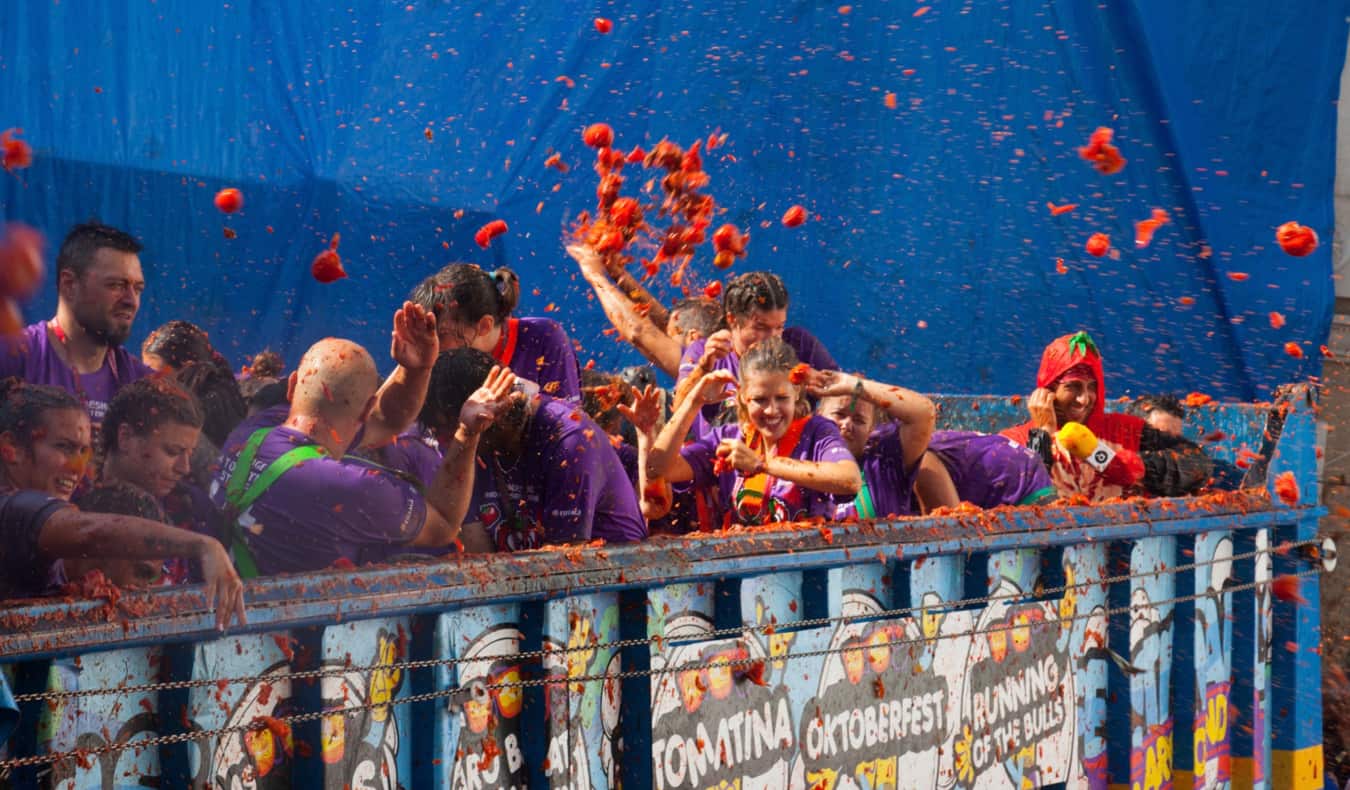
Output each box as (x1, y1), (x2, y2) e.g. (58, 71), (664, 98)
(409, 263), (521, 327)
(723, 271), (789, 320)
(171, 362), (247, 447)
(0, 377), (85, 448)
(142, 321), (222, 371)
(670, 297), (724, 337)
(75, 480), (167, 523)
(737, 336), (809, 420)
(103, 377), (204, 455)
(244, 349), (284, 380)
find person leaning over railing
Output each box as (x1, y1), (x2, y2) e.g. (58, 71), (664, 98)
(1002, 331), (1212, 502)
(207, 303), (518, 576)
(418, 347), (648, 553)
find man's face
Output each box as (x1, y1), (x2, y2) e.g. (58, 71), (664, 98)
(1052, 377), (1096, 426)
(819, 395), (877, 457)
(1147, 410), (1184, 436)
(727, 308), (786, 355)
(66, 248), (145, 346)
(117, 421), (200, 498)
(9, 409), (92, 500)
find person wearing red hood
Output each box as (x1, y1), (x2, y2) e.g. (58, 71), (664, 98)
(1003, 331), (1212, 501)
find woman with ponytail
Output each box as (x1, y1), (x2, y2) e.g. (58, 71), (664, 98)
(410, 264), (582, 402)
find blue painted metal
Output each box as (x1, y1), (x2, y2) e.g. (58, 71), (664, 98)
(0, 391), (1328, 788)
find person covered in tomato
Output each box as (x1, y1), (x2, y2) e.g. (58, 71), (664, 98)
(674, 271), (838, 436)
(208, 304), (511, 576)
(646, 337), (860, 527)
(0, 378), (244, 626)
(418, 348), (647, 552)
(1001, 331), (1211, 501)
(807, 370), (1055, 519)
(0, 223), (153, 436)
(410, 263), (581, 402)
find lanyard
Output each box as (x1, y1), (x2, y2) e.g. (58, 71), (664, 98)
(223, 427), (326, 578)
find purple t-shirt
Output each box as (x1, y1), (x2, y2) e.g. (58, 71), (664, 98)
(834, 422), (923, 520)
(350, 425), (455, 563)
(496, 317), (582, 403)
(0, 322), (152, 431)
(681, 415), (853, 525)
(0, 489), (71, 600)
(926, 431), (1056, 508)
(466, 395), (646, 550)
(208, 407), (428, 575)
(677, 326), (838, 435)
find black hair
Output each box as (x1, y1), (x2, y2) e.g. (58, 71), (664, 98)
(242, 379), (288, 413)
(670, 297), (724, 337)
(0, 378), (85, 448)
(409, 263), (521, 327)
(75, 481), (167, 523)
(141, 320), (218, 370)
(723, 271), (789, 320)
(420, 348), (499, 433)
(1135, 393), (1185, 420)
(56, 222), (143, 279)
(580, 368), (625, 429)
(171, 362), (247, 447)
(103, 377), (205, 455)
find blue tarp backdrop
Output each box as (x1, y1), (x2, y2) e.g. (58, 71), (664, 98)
(0, 1), (1344, 400)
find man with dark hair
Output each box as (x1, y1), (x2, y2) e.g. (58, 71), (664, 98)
(421, 347), (647, 552)
(0, 222), (152, 432)
(1133, 394), (1186, 436)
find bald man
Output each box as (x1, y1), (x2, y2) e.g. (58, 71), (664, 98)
(208, 303), (515, 576)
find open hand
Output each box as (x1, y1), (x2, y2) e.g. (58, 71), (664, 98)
(459, 366), (518, 437)
(617, 384), (663, 437)
(391, 301), (439, 371)
(693, 369), (736, 406)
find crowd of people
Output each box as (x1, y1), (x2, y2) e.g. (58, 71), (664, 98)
(0, 222), (1235, 627)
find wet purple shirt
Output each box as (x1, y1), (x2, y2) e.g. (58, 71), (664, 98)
(350, 425), (454, 563)
(0, 322), (152, 431)
(467, 395), (646, 550)
(677, 326), (838, 435)
(834, 422), (922, 519)
(496, 317), (581, 402)
(838, 428), (1055, 519)
(0, 490), (71, 600)
(926, 431), (1056, 508)
(681, 415), (853, 525)
(209, 407), (428, 575)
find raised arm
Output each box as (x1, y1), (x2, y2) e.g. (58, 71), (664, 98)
(647, 369), (735, 484)
(363, 302), (440, 450)
(568, 245), (684, 377)
(39, 508), (245, 629)
(618, 384), (670, 520)
(410, 366), (517, 551)
(807, 370), (937, 470)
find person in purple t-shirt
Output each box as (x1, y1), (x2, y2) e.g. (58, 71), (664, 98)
(673, 271), (838, 436)
(812, 371), (1055, 519)
(97, 376), (220, 584)
(0, 223), (153, 435)
(208, 304), (518, 576)
(419, 348), (647, 552)
(410, 263), (581, 402)
(648, 337), (860, 527)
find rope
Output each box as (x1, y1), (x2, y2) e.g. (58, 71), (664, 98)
(0, 564), (1325, 773)
(12, 536), (1320, 704)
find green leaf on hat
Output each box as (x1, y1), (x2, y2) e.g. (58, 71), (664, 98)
(1068, 331), (1098, 358)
